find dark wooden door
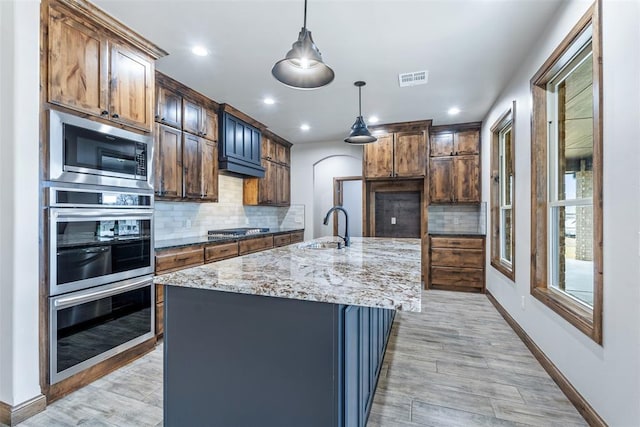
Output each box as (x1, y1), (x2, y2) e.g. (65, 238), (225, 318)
(276, 164), (290, 206)
(156, 86), (182, 128)
(200, 140), (218, 201)
(258, 160), (276, 204)
(48, 5), (108, 117)
(109, 43), (152, 131)
(374, 192), (421, 237)
(429, 157), (454, 203)
(454, 130), (480, 155)
(394, 131), (426, 177)
(262, 136), (275, 161)
(202, 109), (218, 141)
(183, 98), (203, 135)
(430, 132), (454, 157)
(454, 155), (480, 202)
(363, 134), (393, 178)
(154, 124), (182, 198)
(183, 133), (202, 199)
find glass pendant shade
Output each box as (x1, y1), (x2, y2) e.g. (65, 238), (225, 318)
(272, 1), (334, 90)
(345, 81), (377, 144)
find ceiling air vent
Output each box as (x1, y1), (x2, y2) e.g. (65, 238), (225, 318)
(398, 70), (428, 87)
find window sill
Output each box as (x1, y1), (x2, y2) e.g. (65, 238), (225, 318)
(531, 286), (600, 344)
(490, 259), (515, 282)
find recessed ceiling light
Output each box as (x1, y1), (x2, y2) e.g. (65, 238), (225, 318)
(300, 124), (310, 131)
(369, 116), (379, 124)
(263, 97), (275, 105)
(448, 107), (461, 115)
(191, 46), (208, 57)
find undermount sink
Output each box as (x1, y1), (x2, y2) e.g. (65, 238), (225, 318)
(299, 241), (344, 250)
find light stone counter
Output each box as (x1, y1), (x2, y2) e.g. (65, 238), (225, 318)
(154, 236), (422, 311)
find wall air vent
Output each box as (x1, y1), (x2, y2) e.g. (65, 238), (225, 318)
(398, 70), (428, 87)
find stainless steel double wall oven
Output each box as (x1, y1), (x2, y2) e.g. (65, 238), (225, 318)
(47, 110), (155, 384)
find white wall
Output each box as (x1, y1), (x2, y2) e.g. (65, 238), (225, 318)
(0, 0), (43, 408)
(291, 142), (363, 240)
(482, 1), (640, 424)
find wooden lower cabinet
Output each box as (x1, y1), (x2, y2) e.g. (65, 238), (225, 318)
(274, 234), (291, 247)
(238, 236), (273, 255)
(205, 242), (239, 262)
(155, 245), (204, 275)
(428, 235), (485, 292)
(290, 231), (304, 244)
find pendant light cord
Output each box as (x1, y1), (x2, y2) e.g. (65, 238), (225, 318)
(358, 86), (362, 116)
(303, 0), (307, 30)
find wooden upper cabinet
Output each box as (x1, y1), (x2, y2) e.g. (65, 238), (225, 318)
(202, 109), (218, 142)
(394, 131), (426, 177)
(276, 164), (291, 205)
(200, 140), (218, 202)
(429, 157), (454, 203)
(183, 98), (203, 136)
(275, 143), (289, 165)
(262, 136), (275, 161)
(182, 133), (202, 199)
(48, 6), (108, 117)
(109, 43), (153, 131)
(46, 1), (162, 132)
(243, 136), (291, 207)
(430, 132), (454, 157)
(154, 124), (182, 199)
(363, 134), (394, 178)
(453, 155), (480, 203)
(454, 130), (480, 155)
(156, 86), (182, 129)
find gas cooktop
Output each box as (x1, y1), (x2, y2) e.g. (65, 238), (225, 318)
(207, 228), (270, 238)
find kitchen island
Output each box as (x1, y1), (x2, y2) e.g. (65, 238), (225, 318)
(155, 237), (422, 427)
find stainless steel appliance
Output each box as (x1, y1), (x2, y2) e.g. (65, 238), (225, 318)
(49, 110), (153, 190)
(49, 276), (154, 384)
(48, 185), (154, 296)
(47, 184), (155, 384)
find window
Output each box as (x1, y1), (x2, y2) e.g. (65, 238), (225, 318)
(530, 3), (602, 344)
(490, 102), (515, 280)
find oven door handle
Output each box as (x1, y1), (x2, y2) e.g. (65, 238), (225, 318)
(52, 209), (153, 221)
(53, 277), (152, 309)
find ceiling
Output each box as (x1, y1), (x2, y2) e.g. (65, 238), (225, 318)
(94, 0), (563, 144)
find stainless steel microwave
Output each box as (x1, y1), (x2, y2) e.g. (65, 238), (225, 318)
(49, 110), (153, 190)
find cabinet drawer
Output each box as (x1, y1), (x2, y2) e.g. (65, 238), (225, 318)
(155, 247), (204, 274)
(205, 242), (239, 263)
(430, 236), (484, 249)
(289, 231), (304, 244)
(431, 248), (483, 268)
(238, 236), (274, 255)
(155, 302), (164, 336)
(430, 267), (484, 289)
(274, 234), (291, 247)
(156, 284), (164, 304)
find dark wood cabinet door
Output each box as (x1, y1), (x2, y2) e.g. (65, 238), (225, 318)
(276, 164), (291, 206)
(183, 98), (203, 135)
(262, 136), (275, 161)
(454, 155), (480, 202)
(258, 160), (276, 204)
(156, 86), (182, 128)
(109, 43), (153, 131)
(430, 132), (454, 157)
(363, 134), (393, 178)
(394, 131), (426, 177)
(200, 140), (218, 201)
(183, 133), (202, 199)
(429, 157), (454, 203)
(454, 130), (480, 155)
(202, 109), (218, 141)
(155, 124), (182, 198)
(275, 143), (289, 165)
(48, 6), (108, 117)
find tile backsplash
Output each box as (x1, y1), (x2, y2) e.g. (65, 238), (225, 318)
(154, 174), (305, 241)
(428, 203), (487, 235)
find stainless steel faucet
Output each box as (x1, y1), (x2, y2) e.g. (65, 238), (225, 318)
(323, 206), (350, 247)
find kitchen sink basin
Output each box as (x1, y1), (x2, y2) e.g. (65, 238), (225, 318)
(299, 241), (344, 250)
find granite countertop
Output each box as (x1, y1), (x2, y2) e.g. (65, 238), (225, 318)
(155, 228), (304, 250)
(154, 236), (422, 312)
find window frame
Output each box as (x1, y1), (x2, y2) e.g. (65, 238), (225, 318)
(490, 102), (516, 281)
(530, 2), (603, 344)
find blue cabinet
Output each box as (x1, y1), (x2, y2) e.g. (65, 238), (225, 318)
(218, 111), (265, 177)
(342, 305), (394, 427)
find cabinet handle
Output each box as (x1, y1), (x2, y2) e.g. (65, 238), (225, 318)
(101, 110), (109, 116)
(112, 113), (119, 119)
(203, 133), (207, 136)
(450, 151), (453, 156)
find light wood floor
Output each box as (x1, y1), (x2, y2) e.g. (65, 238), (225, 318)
(20, 290), (585, 427)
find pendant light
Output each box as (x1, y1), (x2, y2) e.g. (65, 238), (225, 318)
(345, 81), (377, 144)
(271, 0), (334, 90)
